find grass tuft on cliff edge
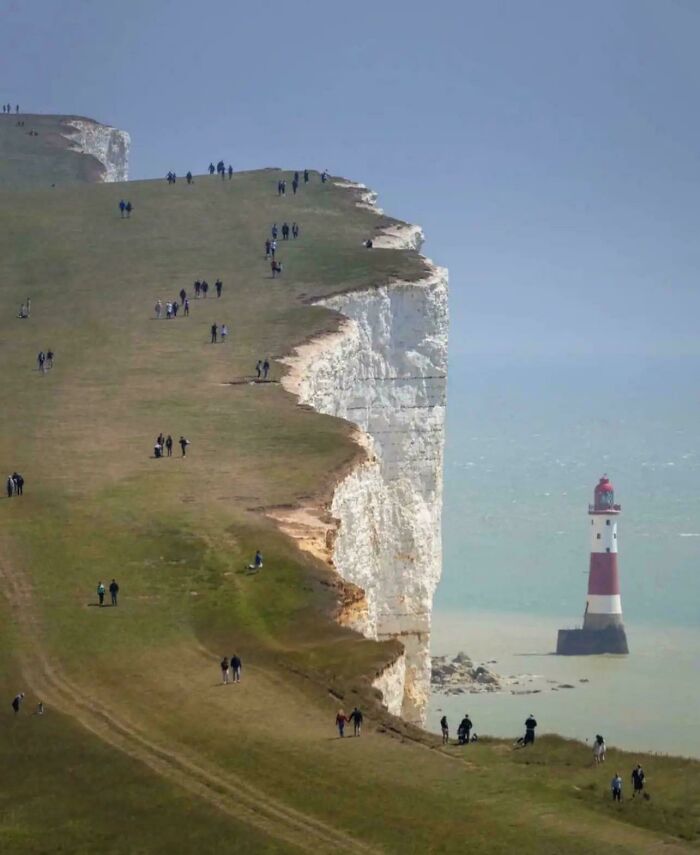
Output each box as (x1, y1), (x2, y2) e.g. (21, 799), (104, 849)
(0, 133), (698, 853)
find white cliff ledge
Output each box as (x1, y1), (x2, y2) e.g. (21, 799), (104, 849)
(281, 184), (448, 725)
(63, 119), (130, 182)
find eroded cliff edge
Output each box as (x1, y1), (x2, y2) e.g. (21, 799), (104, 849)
(63, 117), (130, 182)
(281, 184), (448, 725)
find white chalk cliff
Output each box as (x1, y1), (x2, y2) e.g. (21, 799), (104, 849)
(282, 184), (448, 724)
(63, 118), (130, 182)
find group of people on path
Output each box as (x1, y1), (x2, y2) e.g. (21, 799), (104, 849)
(335, 707), (363, 737)
(194, 279), (223, 298)
(270, 222), (299, 242)
(6, 472), (25, 497)
(2, 104), (19, 114)
(118, 199), (133, 218)
(156, 298), (188, 318)
(220, 654), (243, 684)
(440, 714), (477, 745)
(153, 433), (190, 458)
(209, 161), (233, 179)
(255, 359), (271, 380)
(611, 764), (646, 802)
(37, 350), (54, 373)
(96, 579), (120, 607)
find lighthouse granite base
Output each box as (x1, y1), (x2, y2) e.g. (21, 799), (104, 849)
(556, 626), (629, 655)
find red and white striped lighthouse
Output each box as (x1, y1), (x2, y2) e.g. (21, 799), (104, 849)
(557, 476), (629, 655)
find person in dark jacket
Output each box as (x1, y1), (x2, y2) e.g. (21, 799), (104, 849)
(13, 473), (24, 495)
(211, 323), (218, 343)
(349, 707), (363, 736)
(440, 715), (449, 744)
(11, 692), (24, 714)
(109, 579), (119, 606)
(215, 279), (222, 298)
(230, 654), (242, 683)
(524, 714), (538, 745)
(457, 715), (473, 745)
(631, 764), (645, 798)
(221, 656), (230, 684)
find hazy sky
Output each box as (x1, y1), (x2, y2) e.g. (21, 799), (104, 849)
(2, 0), (699, 358)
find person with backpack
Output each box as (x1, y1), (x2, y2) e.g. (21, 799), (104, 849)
(109, 579), (119, 606)
(349, 707), (363, 737)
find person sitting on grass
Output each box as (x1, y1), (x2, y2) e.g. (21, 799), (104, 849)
(247, 550), (263, 572)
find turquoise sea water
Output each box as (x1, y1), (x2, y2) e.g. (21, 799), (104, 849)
(431, 355), (700, 756)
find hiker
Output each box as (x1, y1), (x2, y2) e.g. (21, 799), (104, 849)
(335, 710), (349, 737)
(46, 350), (54, 369)
(294, 171), (300, 183)
(611, 772), (623, 802)
(125, 201), (132, 217)
(349, 707), (363, 737)
(292, 178), (298, 195)
(304, 168), (309, 183)
(523, 714), (538, 746)
(155, 299), (162, 319)
(194, 280), (201, 298)
(186, 171), (193, 184)
(230, 654), (242, 683)
(179, 436), (190, 456)
(183, 298), (190, 316)
(221, 324), (228, 343)
(255, 360), (262, 379)
(282, 223), (289, 240)
(593, 734), (606, 765)
(12, 472), (24, 496)
(109, 579), (119, 606)
(166, 302), (173, 319)
(165, 435), (173, 456)
(271, 224), (278, 240)
(440, 715), (449, 744)
(228, 165), (233, 179)
(215, 279), (222, 297)
(263, 358), (270, 380)
(631, 764), (645, 798)
(457, 715), (473, 745)
(221, 656), (230, 684)
(265, 239), (271, 258)
(11, 693), (24, 715)
(292, 222), (299, 239)
(119, 199), (126, 218)
(211, 323), (218, 343)
(6, 476), (14, 498)
(172, 301), (179, 317)
(208, 163), (215, 175)
(97, 581), (105, 606)
(248, 550), (263, 571)
(321, 170), (328, 183)
(202, 280), (209, 298)
(179, 287), (187, 305)
(37, 351), (45, 372)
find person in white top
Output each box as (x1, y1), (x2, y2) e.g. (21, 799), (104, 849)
(221, 324), (228, 343)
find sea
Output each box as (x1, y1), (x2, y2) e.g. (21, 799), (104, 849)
(429, 354), (700, 758)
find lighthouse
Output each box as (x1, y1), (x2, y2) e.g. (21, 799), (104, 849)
(556, 476), (629, 655)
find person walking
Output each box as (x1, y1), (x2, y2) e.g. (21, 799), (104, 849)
(349, 707), (363, 737)
(255, 360), (262, 379)
(166, 302), (173, 319)
(155, 299), (162, 319)
(523, 714), (538, 746)
(440, 715), (449, 744)
(202, 280), (209, 298)
(179, 287), (187, 305)
(208, 163), (215, 175)
(292, 222), (299, 239)
(631, 764), (645, 798)
(265, 239), (271, 258)
(211, 323), (218, 343)
(336, 709), (349, 738)
(186, 171), (193, 184)
(230, 654), (242, 683)
(46, 350), (54, 369)
(125, 201), (132, 217)
(304, 168), (309, 184)
(228, 165), (233, 179)
(109, 579), (119, 606)
(11, 693), (24, 715)
(458, 714), (473, 745)
(97, 581), (105, 606)
(37, 351), (45, 372)
(183, 297), (190, 316)
(221, 324), (228, 343)
(13, 472), (24, 496)
(119, 199), (126, 218)
(215, 279), (222, 298)
(221, 656), (230, 684)
(611, 772), (623, 802)
(179, 436), (190, 456)
(172, 302), (179, 317)
(6, 475), (14, 498)
(165, 435), (173, 456)
(263, 358), (270, 380)
(194, 280), (201, 298)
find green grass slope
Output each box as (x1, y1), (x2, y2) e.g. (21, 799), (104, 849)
(0, 164), (698, 853)
(0, 113), (107, 188)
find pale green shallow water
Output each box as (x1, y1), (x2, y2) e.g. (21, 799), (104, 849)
(431, 355), (700, 757)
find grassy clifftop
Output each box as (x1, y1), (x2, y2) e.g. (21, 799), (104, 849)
(0, 142), (698, 853)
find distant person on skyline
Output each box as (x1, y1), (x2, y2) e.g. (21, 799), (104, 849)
(183, 298), (189, 316)
(228, 165), (233, 179)
(208, 163), (215, 174)
(304, 168), (309, 183)
(179, 288), (187, 304)
(265, 239), (271, 258)
(186, 171), (193, 184)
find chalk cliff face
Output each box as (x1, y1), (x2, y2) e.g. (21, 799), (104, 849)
(282, 192), (448, 724)
(64, 119), (130, 182)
